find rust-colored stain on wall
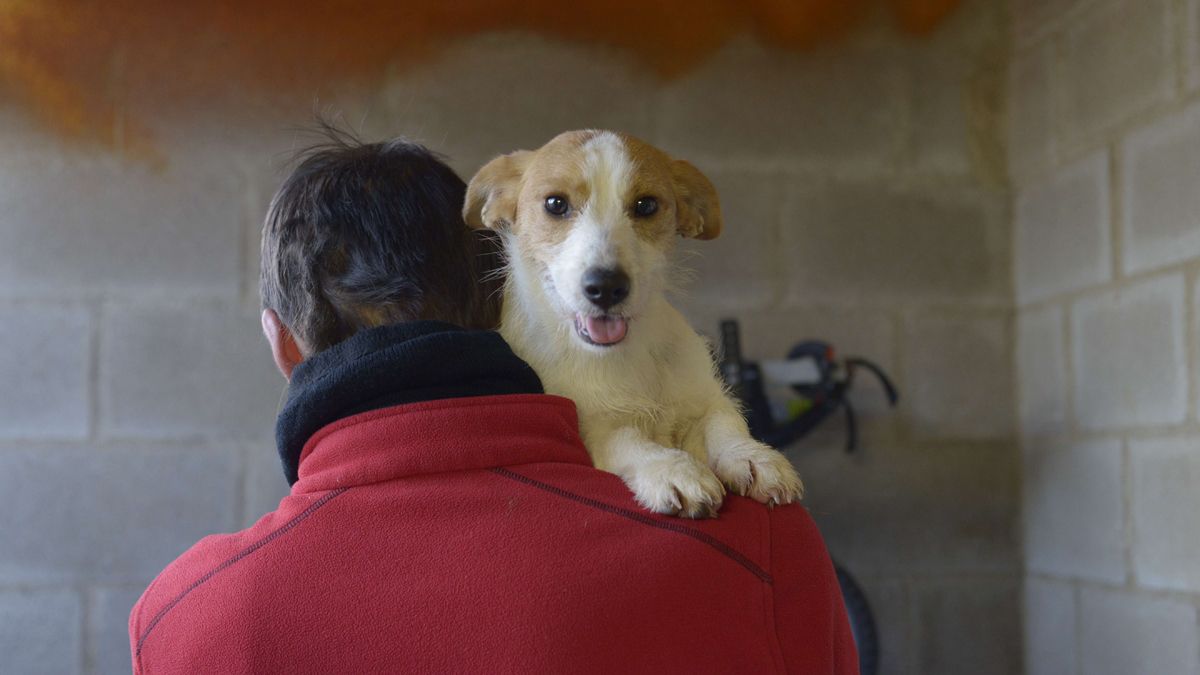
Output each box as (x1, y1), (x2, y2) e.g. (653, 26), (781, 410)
(0, 0), (959, 153)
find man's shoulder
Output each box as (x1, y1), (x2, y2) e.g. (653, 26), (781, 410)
(129, 495), (329, 664)
(131, 524), (257, 629)
(130, 465), (845, 673)
(494, 462), (827, 581)
(499, 460), (821, 529)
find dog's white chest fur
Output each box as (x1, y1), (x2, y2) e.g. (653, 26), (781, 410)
(501, 274), (712, 452)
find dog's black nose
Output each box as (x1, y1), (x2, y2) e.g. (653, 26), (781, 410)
(582, 268), (631, 310)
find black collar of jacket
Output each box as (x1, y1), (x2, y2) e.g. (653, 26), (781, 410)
(276, 320), (544, 485)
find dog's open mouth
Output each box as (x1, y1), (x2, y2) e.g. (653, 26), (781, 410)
(574, 313), (628, 347)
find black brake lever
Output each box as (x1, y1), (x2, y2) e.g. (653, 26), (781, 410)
(843, 399), (858, 452)
(845, 357), (900, 406)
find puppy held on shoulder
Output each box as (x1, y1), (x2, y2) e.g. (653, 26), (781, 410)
(463, 129), (803, 518)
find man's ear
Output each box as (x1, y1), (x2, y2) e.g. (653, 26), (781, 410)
(463, 150), (532, 231)
(261, 309), (304, 381)
(670, 160), (722, 240)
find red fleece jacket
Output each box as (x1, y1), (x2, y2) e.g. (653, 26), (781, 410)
(130, 394), (857, 674)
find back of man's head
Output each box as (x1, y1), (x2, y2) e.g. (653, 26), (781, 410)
(260, 127), (501, 356)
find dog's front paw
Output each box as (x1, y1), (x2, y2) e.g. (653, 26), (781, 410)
(626, 452), (725, 519)
(712, 442), (804, 507)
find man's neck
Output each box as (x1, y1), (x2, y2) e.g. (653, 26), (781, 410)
(275, 320), (543, 485)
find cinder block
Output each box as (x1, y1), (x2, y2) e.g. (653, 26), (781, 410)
(0, 153), (242, 296)
(782, 184), (1009, 305)
(1008, 41), (1056, 179)
(379, 33), (655, 163)
(242, 158), (280, 308)
(0, 305), (90, 440)
(914, 578), (1021, 675)
(853, 577), (914, 675)
(1079, 587), (1200, 675)
(910, 0), (1007, 180)
(0, 108), (75, 159)
(1072, 274), (1187, 430)
(1015, 151), (1111, 304)
(115, 40), (397, 165)
(101, 303), (283, 441)
(1131, 436), (1200, 592)
(1120, 102), (1200, 273)
(0, 443), (239, 583)
(1060, 0), (1174, 146)
(657, 40), (904, 166)
(1017, 306), (1067, 437)
(902, 313), (1013, 440)
(909, 51), (980, 177)
(1024, 577), (1077, 675)
(243, 443), (291, 528)
(1012, 0), (1078, 45)
(0, 588), (82, 675)
(1024, 439), (1126, 582)
(673, 170), (786, 309)
(795, 442), (1018, 576)
(1188, 0), (1200, 92)
(923, 0), (1006, 58)
(90, 587), (144, 675)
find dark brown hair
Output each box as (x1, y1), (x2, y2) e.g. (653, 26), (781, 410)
(260, 125), (502, 353)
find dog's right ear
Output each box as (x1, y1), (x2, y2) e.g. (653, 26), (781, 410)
(670, 159), (722, 240)
(463, 151), (532, 231)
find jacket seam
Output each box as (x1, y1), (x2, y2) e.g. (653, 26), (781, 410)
(132, 571), (166, 675)
(491, 467), (773, 584)
(133, 487), (349, 660)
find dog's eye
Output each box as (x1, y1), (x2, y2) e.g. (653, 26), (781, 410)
(544, 195), (569, 217)
(633, 197), (658, 217)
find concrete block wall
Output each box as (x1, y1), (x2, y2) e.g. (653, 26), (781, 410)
(0, 2), (1017, 672)
(1011, 0), (1200, 672)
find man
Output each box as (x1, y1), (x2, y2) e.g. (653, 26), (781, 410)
(130, 130), (858, 674)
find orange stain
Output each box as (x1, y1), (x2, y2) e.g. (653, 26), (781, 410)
(0, 0), (960, 153)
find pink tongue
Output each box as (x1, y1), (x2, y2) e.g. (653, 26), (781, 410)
(584, 315), (628, 344)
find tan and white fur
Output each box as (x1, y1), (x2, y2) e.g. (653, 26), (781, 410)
(464, 130), (803, 518)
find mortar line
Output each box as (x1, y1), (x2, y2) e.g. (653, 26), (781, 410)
(1080, 581), (1089, 672)
(79, 585), (91, 675)
(1018, 259), (1199, 315)
(892, 308), (910, 444)
(236, 443), (251, 531)
(1186, 267), (1198, 423)
(1172, 0), (1189, 97)
(1062, 298), (1078, 438)
(239, 159), (257, 310)
(1121, 438), (1135, 589)
(904, 576), (920, 675)
(88, 301), (102, 442)
(1107, 141), (1123, 282)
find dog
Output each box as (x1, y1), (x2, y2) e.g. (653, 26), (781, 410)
(463, 130), (803, 518)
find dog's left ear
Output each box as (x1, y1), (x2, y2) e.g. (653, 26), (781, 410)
(670, 160), (722, 240)
(463, 151), (532, 231)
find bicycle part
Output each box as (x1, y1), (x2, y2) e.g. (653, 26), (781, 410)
(836, 562), (880, 675)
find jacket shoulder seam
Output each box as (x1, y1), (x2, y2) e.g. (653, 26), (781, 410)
(133, 487), (349, 659)
(491, 467), (772, 584)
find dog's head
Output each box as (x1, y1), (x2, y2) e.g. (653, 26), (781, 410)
(463, 130), (721, 351)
